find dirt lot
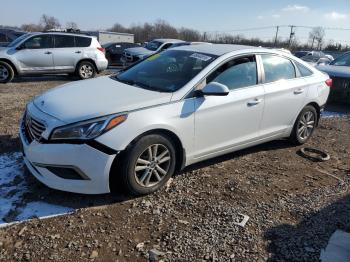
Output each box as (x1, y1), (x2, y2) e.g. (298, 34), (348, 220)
(0, 76), (350, 261)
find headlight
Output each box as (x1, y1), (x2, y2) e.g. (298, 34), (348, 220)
(50, 114), (127, 141)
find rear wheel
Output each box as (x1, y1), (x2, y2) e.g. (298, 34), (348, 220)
(77, 61), (96, 80)
(119, 134), (176, 196)
(0, 61), (14, 83)
(289, 105), (317, 145)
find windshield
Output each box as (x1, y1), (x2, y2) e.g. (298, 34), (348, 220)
(7, 33), (30, 47)
(145, 41), (162, 51)
(330, 53), (350, 66)
(114, 50), (217, 92)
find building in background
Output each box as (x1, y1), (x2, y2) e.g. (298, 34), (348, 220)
(83, 31), (134, 45)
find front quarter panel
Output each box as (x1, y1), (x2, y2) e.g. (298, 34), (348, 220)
(95, 99), (195, 162)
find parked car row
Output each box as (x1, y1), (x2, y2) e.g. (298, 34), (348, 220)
(0, 31), (214, 82)
(294, 50), (334, 66)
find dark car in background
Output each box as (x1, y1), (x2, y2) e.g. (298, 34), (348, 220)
(0, 29), (25, 47)
(317, 52), (350, 105)
(103, 42), (140, 66)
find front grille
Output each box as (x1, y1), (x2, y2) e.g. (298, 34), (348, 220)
(23, 111), (46, 143)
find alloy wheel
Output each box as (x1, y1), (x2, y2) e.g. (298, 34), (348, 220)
(0, 65), (9, 81)
(134, 144), (171, 188)
(79, 64), (93, 79)
(297, 111), (316, 141)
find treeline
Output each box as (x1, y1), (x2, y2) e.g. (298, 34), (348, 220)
(1, 15), (349, 52)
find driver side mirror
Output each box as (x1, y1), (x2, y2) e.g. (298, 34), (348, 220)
(196, 82), (230, 97)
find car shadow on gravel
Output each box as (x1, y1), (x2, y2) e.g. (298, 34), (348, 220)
(264, 194), (350, 261)
(180, 139), (295, 174)
(11, 75), (73, 83)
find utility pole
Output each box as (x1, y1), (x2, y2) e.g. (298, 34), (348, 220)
(274, 26), (279, 47)
(288, 25), (295, 48)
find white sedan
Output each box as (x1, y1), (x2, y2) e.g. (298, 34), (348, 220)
(20, 44), (331, 195)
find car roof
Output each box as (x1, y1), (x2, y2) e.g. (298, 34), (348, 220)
(29, 32), (93, 38)
(173, 44), (263, 56)
(153, 39), (185, 44)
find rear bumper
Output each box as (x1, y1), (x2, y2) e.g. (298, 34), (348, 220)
(96, 58), (108, 72)
(20, 126), (116, 194)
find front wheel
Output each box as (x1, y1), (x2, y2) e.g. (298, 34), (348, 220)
(0, 61), (14, 83)
(289, 105), (318, 145)
(77, 61), (96, 80)
(119, 134), (176, 196)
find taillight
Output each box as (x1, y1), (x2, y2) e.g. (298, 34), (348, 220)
(97, 47), (105, 54)
(325, 78), (333, 87)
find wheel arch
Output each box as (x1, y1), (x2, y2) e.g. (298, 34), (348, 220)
(306, 101), (321, 125)
(0, 58), (18, 75)
(109, 128), (186, 192)
(76, 58), (98, 73)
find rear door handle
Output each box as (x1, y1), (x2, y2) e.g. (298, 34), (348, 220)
(44, 51), (52, 55)
(75, 51), (82, 54)
(247, 98), (263, 106)
(294, 88), (304, 95)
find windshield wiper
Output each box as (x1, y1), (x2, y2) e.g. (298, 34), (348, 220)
(115, 76), (167, 92)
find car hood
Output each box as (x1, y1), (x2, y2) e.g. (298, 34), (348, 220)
(125, 47), (155, 56)
(316, 65), (350, 78)
(33, 76), (173, 123)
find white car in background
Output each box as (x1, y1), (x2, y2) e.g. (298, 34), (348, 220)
(0, 32), (108, 83)
(20, 44), (330, 195)
(121, 38), (185, 65)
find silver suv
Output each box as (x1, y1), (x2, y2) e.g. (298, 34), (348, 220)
(0, 32), (108, 83)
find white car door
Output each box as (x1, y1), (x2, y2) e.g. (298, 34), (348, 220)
(193, 55), (264, 160)
(14, 35), (54, 73)
(258, 54), (307, 137)
(52, 35), (83, 72)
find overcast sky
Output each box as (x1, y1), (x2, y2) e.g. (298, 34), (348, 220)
(1, 0), (350, 44)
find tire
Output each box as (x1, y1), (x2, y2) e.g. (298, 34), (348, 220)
(119, 134), (177, 196)
(289, 105), (318, 145)
(77, 61), (96, 80)
(0, 61), (14, 83)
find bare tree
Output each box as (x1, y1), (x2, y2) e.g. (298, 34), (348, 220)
(40, 14), (61, 30)
(309, 27), (325, 50)
(21, 23), (43, 32)
(110, 23), (127, 33)
(66, 21), (78, 30)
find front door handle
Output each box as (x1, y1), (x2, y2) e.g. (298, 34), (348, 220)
(44, 51), (52, 55)
(247, 98), (263, 106)
(294, 88), (304, 95)
(75, 51), (82, 54)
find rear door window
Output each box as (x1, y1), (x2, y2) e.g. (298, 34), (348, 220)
(75, 36), (91, 47)
(54, 35), (75, 48)
(261, 54), (296, 83)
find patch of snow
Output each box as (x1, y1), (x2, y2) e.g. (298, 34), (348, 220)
(0, 152), (74, 227)
(322, 111), (350, 118)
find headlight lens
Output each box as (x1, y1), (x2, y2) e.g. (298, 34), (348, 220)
(50, 114), (127, 140)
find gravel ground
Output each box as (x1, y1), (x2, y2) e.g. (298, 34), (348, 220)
(0, 76), (349, 261)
